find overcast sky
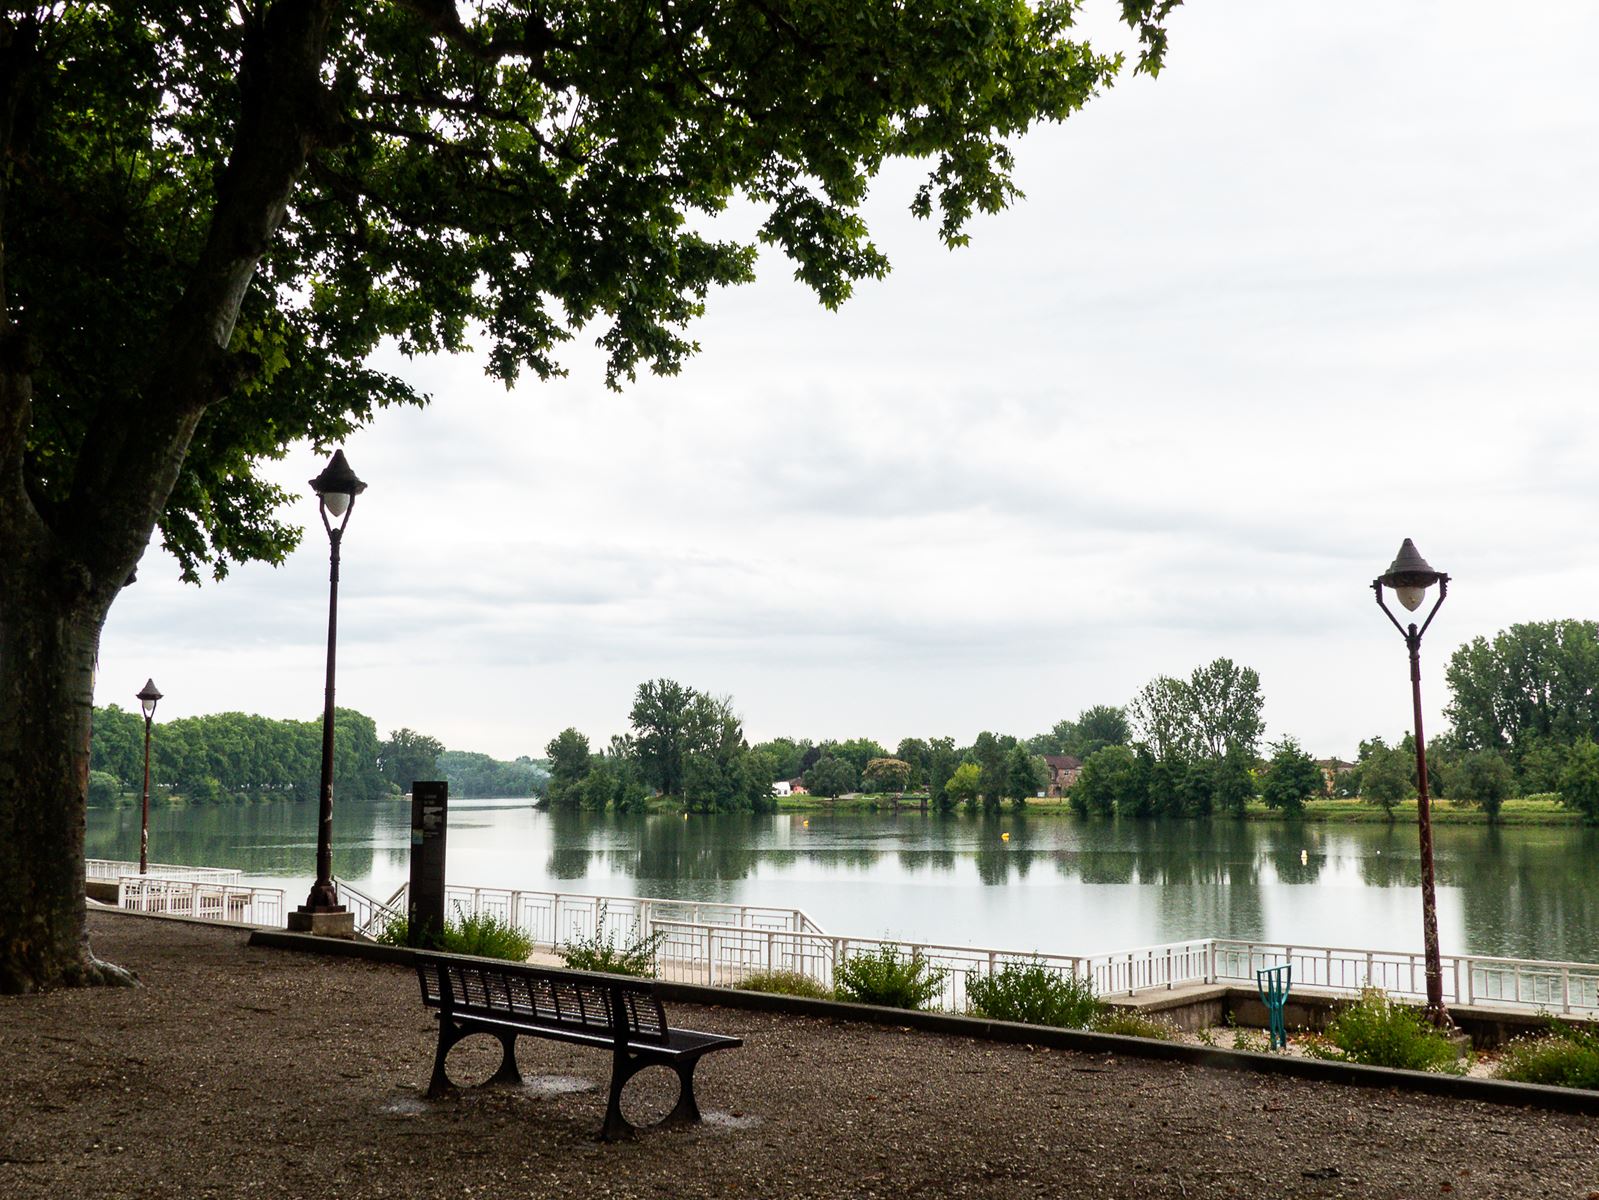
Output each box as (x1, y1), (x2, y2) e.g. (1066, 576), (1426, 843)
(97, 2), (1599, 762)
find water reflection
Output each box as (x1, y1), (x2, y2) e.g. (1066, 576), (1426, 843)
(84, 799), (1599, 963)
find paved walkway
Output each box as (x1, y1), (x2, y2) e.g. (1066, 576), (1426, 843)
(2, 912), (1596, 1199)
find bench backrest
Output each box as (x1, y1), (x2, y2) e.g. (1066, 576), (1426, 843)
(415, 953), (670, 1046)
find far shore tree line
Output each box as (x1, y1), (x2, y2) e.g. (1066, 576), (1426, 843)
(92, 621), (1599, 825)
(88, 708), (545, 807)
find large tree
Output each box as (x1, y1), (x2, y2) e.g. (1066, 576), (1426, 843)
(0, 0), (1174, 991)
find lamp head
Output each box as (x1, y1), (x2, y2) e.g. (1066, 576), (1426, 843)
(137, 678), (162, 721)
(1378, 538), (1445, 611)
(310, 449), (367, 520)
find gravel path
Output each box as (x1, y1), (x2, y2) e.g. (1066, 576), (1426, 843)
(3, 913), (1597, 1199)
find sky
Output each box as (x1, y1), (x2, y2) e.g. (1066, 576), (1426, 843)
(96, 2), (1599, 762)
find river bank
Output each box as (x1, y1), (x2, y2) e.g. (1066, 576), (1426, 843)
(775, 794), (1583, 825)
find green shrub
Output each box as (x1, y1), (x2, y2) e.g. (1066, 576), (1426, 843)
(834, 946), (948, 1010)
(447, 909), (535, 961)
(1302, 988), (1465, 1074)
(966, 961), (1102, 1028)
(374, 907), (534, 962)
(1090, 1009), (1180, 1040)
(735, 969), (832, 999)
(1494, 1021), (1599, 1090)
(558, 919), (666, 978)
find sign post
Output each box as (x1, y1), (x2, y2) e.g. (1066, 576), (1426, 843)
(408, 781), (448, 947)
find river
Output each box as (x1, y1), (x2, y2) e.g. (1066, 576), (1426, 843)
(86, 799), (1599, 963)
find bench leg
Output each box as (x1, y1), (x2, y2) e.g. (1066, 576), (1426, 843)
(490, 1031), (523, 1087)
(600, 1052), (647, 1142)
(428, 1019), (464, 1098)
(663, 1057), (703, 1127)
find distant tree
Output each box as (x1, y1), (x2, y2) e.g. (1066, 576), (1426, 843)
(1213, 744), (1257, 817)
(1003, 746), (1045, 810)
(544, 727), (593, 808)
(1359, 745), (1413, 818)
(970, 731), (1014, 806)
(1180, 760), (1214, 817)
(1131, 660), (1264, 765)
(1516, 735), (1568, 795)
(927, 737), (960, 811)
(1064, 705), (1132, 759)
(751, 738), (813, 784)
(894, 738), (931, 788)
(89, 706), (146, 790)
(1072, 745), (1141, 818)
(1130, 676), (1196, 764)
(378, 728), (446, 792)
(1451, 751), (1514, 823)
(1186, 658), (1266, 760)
(1145, 756), (1186, 817)
(863, 758), (913, 795)
(630, 679), (705, 800)
(826, 738), (891, 778)
(1260, 738), (1321, 815)
(944, 762), (983, 810)
(1447, 621), (1599, 755)
(1557, 739), (1599, 822)
(804, 755), (856, 800)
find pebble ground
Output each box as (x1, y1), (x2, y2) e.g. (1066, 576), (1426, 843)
(3, 913), (1596, 1199)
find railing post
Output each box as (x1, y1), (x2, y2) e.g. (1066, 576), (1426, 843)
(1563, 966), (1571, 1014)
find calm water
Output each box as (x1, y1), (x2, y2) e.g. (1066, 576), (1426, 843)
(86, 799), (1599, 963)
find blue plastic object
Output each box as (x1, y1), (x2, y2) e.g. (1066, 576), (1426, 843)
(1256, 964), (1292, 1050)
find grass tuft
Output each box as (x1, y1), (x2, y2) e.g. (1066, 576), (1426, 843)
(735, 969), (833, 999)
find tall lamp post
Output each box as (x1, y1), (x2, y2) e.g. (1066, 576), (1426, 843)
(290, 449), (366, 937)
(136, 678), (162, 873)
(1372, 538), (1451, 1027)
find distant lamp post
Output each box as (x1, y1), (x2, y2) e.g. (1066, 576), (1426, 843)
(136, 678), (162, 873)
(290, 449), (366, 937)
(1372, 538), (1451, 1026)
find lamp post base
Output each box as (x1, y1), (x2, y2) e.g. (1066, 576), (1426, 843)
(287, 907), (356, 937)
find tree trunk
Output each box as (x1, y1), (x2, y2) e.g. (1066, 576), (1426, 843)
(0, 569), (132, 992)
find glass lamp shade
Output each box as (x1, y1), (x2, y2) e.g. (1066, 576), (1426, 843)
(321, 491), (352, 518)
(1395, 585), (1427, 612)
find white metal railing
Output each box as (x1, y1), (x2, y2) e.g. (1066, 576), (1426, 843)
(333, 877), (407, 938)
(1211, 940), (1599, 1016)
(400, 884), (826, 948)
(643, 921), (1214, 1013)
(116, 876), (284, 927)
(87, 859), (242, 885)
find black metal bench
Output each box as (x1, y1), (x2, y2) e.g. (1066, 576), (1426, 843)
(414, 951), (741, 1140)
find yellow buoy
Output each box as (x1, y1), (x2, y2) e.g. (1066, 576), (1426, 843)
(803, 819), (809, 828)
(1002, 831), (1010, 842)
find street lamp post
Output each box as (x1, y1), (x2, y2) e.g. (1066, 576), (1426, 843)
(136, 678), (162, 873)
(290, 449), (366, 937)
(1371, 538), (1451, 1026)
